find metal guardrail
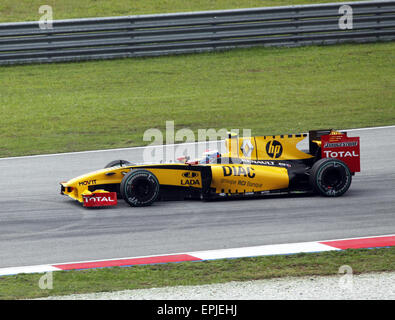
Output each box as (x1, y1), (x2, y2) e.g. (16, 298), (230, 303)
(0, 1), (394, 65)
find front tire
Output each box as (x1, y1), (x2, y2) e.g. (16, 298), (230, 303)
(120, 170), (160, 207)
(309, 158), (352, 197)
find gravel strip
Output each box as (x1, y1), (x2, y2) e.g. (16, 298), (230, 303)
(40, 271), (395, 300)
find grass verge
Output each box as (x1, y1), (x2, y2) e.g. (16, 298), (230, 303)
(0, 247), (394, 300)
(0, 42), (394, 158)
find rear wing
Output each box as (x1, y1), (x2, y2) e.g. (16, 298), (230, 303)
(309, 129), (360, 173)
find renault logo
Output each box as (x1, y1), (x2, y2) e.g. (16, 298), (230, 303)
(241, 139), (254, 157)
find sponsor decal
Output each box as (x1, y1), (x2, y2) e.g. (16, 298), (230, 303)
(323, 141), (358, 148)
(84, 195), (115, 203)
(240, 139), (254, 157)
(242, 159), (291, 167)
(182, 171), (198, 178)
(181, 171), (200, 186)
(220, 179), (237, 185)
(236, 180), (263, 188)
(83, 192), (117, 207)
(79, 179), (97, 186)
(321, 134), (360, 172)
(266, 140), (283, 158)
(220, 178), (263, 190)
(323, 150), (359, 158)
(246, 181), (262, 188)
(222, 166), (255, 178)
(181, 179), (200, 186)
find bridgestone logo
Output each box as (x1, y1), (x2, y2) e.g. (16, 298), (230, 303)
(324, 142), (358, 148)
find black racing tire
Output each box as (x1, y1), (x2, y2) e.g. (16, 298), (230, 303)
(120, 170), (160, 207)
(105, 160), (132, 168)
(309, 158), (352, 197)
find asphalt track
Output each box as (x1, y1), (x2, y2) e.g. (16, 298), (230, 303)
(0, 126), (394, 268)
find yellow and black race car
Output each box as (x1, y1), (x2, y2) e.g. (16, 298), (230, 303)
(60, 129), (360, 207)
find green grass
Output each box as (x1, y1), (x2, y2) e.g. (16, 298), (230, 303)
(0, 42), (394, 158)
(0, 247), (394, 300)
(0, 0), (364, 23)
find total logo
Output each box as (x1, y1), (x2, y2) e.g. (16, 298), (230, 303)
(323, 150), (359, 158)
(84, 195), (115, 202)
(83, 191), (118, 207)
(83, 195), (116, 204)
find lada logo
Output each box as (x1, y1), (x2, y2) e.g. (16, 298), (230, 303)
(182, 172), (198, 178)
(181, 171), (200, 186)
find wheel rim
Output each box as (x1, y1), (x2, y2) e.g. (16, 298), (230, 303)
(321, 167), (344, 189)
(128, 177), (154, 202)
(316, 161), (350, 196)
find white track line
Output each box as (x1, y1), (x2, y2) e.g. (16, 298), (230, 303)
(0, 140), (222, 161)
(0, 125), (394, 161)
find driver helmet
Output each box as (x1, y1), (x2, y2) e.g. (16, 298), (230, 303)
(199, 150), (221, 164)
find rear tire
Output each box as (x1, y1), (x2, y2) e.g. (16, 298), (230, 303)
(120, 170), (160, 207)
(105, 160), (132, 168)
(309, 158), (352, 197)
